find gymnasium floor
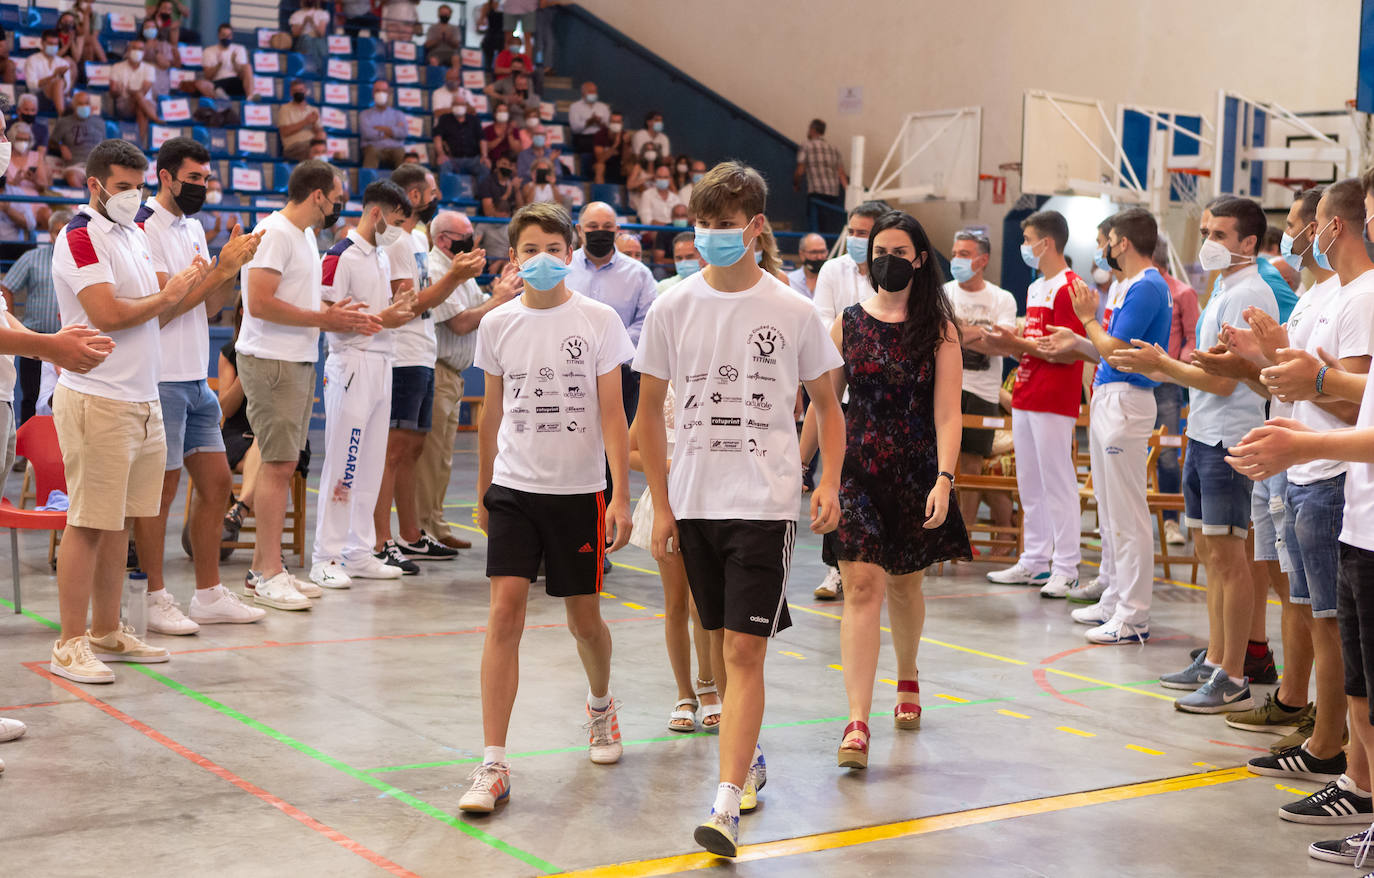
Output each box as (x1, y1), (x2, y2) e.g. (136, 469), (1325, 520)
(0, 433), (1343, 876)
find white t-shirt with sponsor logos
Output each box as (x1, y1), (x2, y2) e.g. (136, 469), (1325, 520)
(943, 279), (1017, 404)
(633, 271), (843, 521)
(474, 290), (634, 494)
(385, 233), (438, 369)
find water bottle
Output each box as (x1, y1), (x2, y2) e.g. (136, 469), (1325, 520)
(125, 571), (148, 638)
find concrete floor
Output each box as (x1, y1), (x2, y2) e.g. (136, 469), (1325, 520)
(0, 433), (1350, 877)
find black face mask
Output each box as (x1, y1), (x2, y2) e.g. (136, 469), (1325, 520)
(496, 166), (512, 179)
(18, 112), (34, 125)
(534, 169), (549, 183)
(1105, 242), (1122, 272)
(321, 197), (343, 229)
(804, 258), (826, 274)
(173, 180), (206, 215)
(291, 92), (305, 103)
(583, 229), (615, 258)
(417, 198), (438, 224)
(447, 235), (474, 255)
(219, 37), (231, 48)
(869, 254), (916, 292)
(438, 13), (451, 22)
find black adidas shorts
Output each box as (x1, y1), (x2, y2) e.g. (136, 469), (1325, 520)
(1338, 541), (1374, 722)
(483, 484), (606, 597)
(676, 518), (795, 638)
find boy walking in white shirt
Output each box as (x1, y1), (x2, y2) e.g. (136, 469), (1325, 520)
(459, 202), (634, 814)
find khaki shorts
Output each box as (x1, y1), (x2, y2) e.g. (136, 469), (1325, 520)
(238, 354), (316, 463)
(53, 384), (166, 530)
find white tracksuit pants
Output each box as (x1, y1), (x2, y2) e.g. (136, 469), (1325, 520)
(313, 349), (392, 566)
(1012, 408), (1081, 579)
(1089, 383), (1156, 626)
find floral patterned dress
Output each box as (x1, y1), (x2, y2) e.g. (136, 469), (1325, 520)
(836, 304), (971, 574)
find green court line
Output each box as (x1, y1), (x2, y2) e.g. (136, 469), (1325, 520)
(0, 596), (60, 630)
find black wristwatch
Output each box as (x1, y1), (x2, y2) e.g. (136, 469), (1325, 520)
(938, 471), (955, 485)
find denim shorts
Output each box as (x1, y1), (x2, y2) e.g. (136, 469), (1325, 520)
(1252, 470), (1292, 572)
(1183, 438), (1252, 538)
(390, 365), (435, 431)
(1286, 474), (1346, 618)
(159, 379), (226, 471)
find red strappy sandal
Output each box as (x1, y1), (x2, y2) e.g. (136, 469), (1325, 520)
(895, 679), (922, 730)
(837, 720), (870, 769)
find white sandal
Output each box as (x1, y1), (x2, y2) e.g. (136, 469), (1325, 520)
(669, 697), (698, 733)
(696, 677), (721, 732)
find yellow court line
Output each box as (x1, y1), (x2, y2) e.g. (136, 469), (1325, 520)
(788, 604), (1028, 667)
(621, 602), (646, 611)
(1126, 745), (1164, 756)
(1041, 667), (1177, 702)
(1056, 726), (1095, 738)
(611, 560), (663, 576)
(998, 709), (1030, 719)
(544, 767), (1254, 878)
(934, 694), (969, 704)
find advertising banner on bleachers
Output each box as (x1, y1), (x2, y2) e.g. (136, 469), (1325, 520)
(18, 35), (39, 50)
(151, 125), (179, 149)
(470, 94), (488, 114)
(144, 166), (158, 187)
(326, 137), (350, 159)
(84, 64), (110, 88)
(328, 35), (351, 55)
(107, 13), (136, 33)
(243, 103), (272, 127)
(462, 70), (485, 90)
(397, 87), (422, 110)
(547, 126), (564, 146)
(395, 64), (418, 85)
(327, 58), (352, 81)
(393, 42), (417, 61)
(160, 98), (191, 123)
(321, 106), (347, 129)
(252, 52), (280, 74)
(180, 45), (203, 67)
(556, 184), (585, 207)
(252, 76), (275, 99)
(169, 69), (195, 88)
(405, 115), (425, 138)
(238, 130), (268, 154)
(460, 48), (481, 68)
(256, 29), (277, 49)
(539, 102), (554, 122)
(232, 167), (264, 192)
(325, 83), (351, 105)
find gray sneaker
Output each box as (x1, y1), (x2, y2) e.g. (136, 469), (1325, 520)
(1066, 576), (1105, 603)
(1175, 667), (1255, 714)
(1160, 650), (1211, 691)
(1309, 824), (1374, 866)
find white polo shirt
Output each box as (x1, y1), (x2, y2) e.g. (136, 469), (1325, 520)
(136, 198), (211, 381)
(201, 42), (248, 82)
(812, 253), (870, 326)
(110, 59), (156, 96)
(239, 210), (322, 363)
(52, 206), (161, 402)
(322, 230), (394, 356)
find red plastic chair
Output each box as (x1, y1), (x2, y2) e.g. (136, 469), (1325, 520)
(0, 416), (67, 614)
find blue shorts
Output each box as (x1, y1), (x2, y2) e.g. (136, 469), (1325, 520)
(1182, 438), (1252, 538)
(1252, 471), (1292, 572)
(390, 365), (434, 431)
(158, 379), (225, 471)
(1286, 475), (1346, 618)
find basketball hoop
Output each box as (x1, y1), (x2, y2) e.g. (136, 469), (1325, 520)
(1268, 176), (1319, 193)
(1167, 167), (1210, 209)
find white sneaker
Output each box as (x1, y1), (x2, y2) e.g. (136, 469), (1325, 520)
(146, 590), (201, 635)
(0, 717), (26, 742)
(289, 571), (324, 599)
(252, 571), (312, 611)
(310, 561), (352, 590)
(458, 762), (511, 813)
(1164, 519), (1185, 546)
(814, 567), (842, 600)
(586, 700), (623, 764)
(1071, 602), (1112, 626)
(190, 585), (267, 624)
(1038, 573), (1077, 599)
(986, 562), (1050, 586)
(1066, 577), (1106, 603)
(1086, 618), (1150, 644)
(341, 553), (404, 580)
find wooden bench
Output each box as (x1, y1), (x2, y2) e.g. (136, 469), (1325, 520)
(957, 412), (1023, 561)
(458, 396), (484, 432)
(184, 470), (308, 566)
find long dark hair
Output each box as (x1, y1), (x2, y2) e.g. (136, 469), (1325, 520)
(866, 210), (959, 361)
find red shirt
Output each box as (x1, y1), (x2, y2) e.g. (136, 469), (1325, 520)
(1012, 268), (1086, 418)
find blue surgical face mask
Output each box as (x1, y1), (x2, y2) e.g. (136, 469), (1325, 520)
(517, 251), (571, 291)
(1312, 218), (1335, 271)
(949, 256), (975, 284)
(691, 173), (703, 184)
(753, 249), (763, 264)
(1093, 247), (1110, 272)
(694, 226), (749, 267)
(1019, 240), (1043, 270)
(652, 120), (664, 133)
(1279, 229), (1310, 272)
(671, 217), (687, 227)
(532, 134), (546, 147)
(75, 104), (91, 119)
(676, 258), (700, 277)
(143, 26), (158, 39)
(845, 234), (868, 264)
(654, 178), (670, 191)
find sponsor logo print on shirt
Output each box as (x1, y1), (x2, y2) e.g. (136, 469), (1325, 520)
(685, 372), (708, 383)
(562, 335), (588, 362)
(535, 405), (560, 413)
(711, 417), (740, 426)
(537, 423), (561, 433)
(746, 392), (772, 411)
(748, 438), (767, 457)
(746, 418), (770, 430)
(710, 439), (741, 452)
(538, 366), (554, 381)
(566, 385), (586, 398)
(747, 370), (775, 383)
(717, 365), (739, 383)
(513, 422), (528, 433)
(747, 326), (786, 364)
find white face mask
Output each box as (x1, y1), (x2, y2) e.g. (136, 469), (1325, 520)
(376, 224), (404, 247)
(454, 104), (467, 117)
(13, 140), (29, 155)
(205, 189), (223, 204)
(127, 49), (144, 64)
(609, 122), (622, 133)
(1198, 237), (1250, 272)
(1091, 266), (1112, 285)
(98, 182), (143, 228)
(375, 91), (390, 106)
(494, 111), (509, 123)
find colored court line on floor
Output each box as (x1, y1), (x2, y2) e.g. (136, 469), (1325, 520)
(1126, 745), (1164, 756)
(787, 602), (1029, 667)
(24, 662), (424, 878)
(542, 766), (1255, 877)
(0, 700), (60, 710)
(0, 596), (61, 630)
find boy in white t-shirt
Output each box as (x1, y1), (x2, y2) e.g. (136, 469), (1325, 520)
(459, 202), (634, 815)
(634, 162), (845, 857)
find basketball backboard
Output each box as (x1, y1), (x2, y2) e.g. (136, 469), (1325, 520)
(848, 106), (982, 207)
(1214, 91), (1362, 208)
(1021, 90), (1143, 201)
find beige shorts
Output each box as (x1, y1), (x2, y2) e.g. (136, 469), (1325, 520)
(53, 384), (166, 531)
(238, 354), (316, 463)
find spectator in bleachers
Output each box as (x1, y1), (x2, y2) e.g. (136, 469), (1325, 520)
(669, 154), (690, 190)
(290, 0), (331, 75)
(521, 157), (563, 207)
(515, 125), (559, 181)
(52, 91), (103, 186)
(476, 0), (504, 72)
(655, 231), (700, 294)
(199, 176), (242, 255)
(638, 163), (682, 228)
(277, 79), (325, 162)
(195, 23), (253, 100)
(147, 0), (187, 46)
(592, 110), (626, 184)
(0, 30), (16, 85)
(3, 210), (68, 424)
(614, 231), (641, 264)
(795, 118), (848, 235)
(424, 4), (462, 67)
(630, 110), (669, 158)
(12, 94), (47, 149)
(27, 30), (75, 117)
(70, 0), (107, 65)
(624, 154), (649, 215)
(433, 98), (485, 178)
(56, 12), (80, 65)
(480, 101), (525, 166)
(568, 81), (608, 155)
(484, 70), (539, 127)
(109, 39), (161, 146)
(787, 232), (827, 299)
(533, 0), (569, 74)
(677, 158), (707, 206)
(474, 154), (522, 272)
(360, 81), (409, 170)
(431, 67), (474, 119)
(382, 0), (421, 42)
(668, 203), (688, 227)
(492, 32), (530, 80)
(6, 123), (52, 217)
(337, 0), (376, 38)
(140, 20), (179, 98)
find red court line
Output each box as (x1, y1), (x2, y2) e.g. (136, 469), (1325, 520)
(168, 615), (659, 656)
(23, 662), (421, 878)
(1209, 739), (1268, 752)
(0, 700), (61, 710)
(1031, 668), (1087, 708)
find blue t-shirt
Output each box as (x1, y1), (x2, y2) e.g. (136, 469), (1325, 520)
(1094, 267), (1173, 389)
(1189, 264), (1280, 447)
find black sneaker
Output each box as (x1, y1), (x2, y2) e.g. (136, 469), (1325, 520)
(1282, 778), (1374, 825)
(1245, 647), (1278, 684)
(1249, 743), (1346, 783)
(377, 540), (420, 575)
(395, 531), (459, 561)
(1189, 646), (1207, 661)
(1310, 825), (1374, 865)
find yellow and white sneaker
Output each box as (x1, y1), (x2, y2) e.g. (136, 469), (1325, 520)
(49, 636), (115, 684)
(88, 625), (171, 664)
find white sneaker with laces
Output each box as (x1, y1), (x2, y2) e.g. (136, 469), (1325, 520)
(586, 700), (623, 764)
(146, 589), (201, 635)
(986, 562), (1049, 585)
(1164, 519), (1186, 545)
(190, 585), (267, 624)
(252, 571), (312, 611)
(1066, 576), (1106, 602)
(814, 567), (842, 600)
(1071, 602), (1111, 625)
(1038, 573), (1077, 599)
(341, 553), (404, 580)
(290, 571), (323, 598)
(0, 717), (26, 742)
(1086, 618), (1150, 644)
(310, 561), (352, 590)
(458, 762), (511, 812)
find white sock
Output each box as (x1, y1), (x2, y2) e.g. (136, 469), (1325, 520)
(483, 746), (506, 765)
(191, 585), (225, 604)
(713, 782), (742, 817)
(588, 690), (612, 712)
(1339, 775), (1372, 797)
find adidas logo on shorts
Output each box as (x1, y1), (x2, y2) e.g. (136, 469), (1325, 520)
(750, 615), (769, 624)
(578, 543), (594, 553)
